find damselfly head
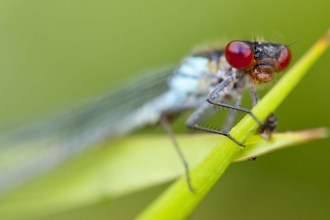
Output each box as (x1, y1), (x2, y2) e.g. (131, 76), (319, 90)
(224, 40), (291, 84)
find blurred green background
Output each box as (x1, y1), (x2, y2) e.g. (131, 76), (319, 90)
(0, 0), (329, 219)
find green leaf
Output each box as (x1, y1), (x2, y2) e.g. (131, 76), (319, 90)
(234, 128), (328, 162)
(0, 129), (327, 220)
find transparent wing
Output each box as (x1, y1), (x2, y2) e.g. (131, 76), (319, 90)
(0, 65), (176, 194)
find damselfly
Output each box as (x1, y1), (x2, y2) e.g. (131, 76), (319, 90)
(0, 40), (291, 194)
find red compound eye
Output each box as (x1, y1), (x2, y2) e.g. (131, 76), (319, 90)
(225, 41), (254, 69)
(277, 46), (291, 71)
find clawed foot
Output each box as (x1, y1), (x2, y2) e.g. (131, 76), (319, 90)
(258, 113), (277, 140)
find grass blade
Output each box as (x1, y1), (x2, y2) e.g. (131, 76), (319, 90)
(0, 128), (327, 219)
(136, 29), (330, 220)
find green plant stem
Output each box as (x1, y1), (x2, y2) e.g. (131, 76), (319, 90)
(136, 29), (330, 220)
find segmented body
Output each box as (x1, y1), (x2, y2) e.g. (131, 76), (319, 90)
(0, 40), (291, 194)
(0, 51), (227, 193)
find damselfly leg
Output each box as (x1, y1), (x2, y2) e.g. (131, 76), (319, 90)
(160, 115), (194, 192)
(207, 77), (262, 125)
(187, 73), (263, 147)
(259, 113), (277, 140)
(249, 82), (278, 140)
(222, 74), (245, 133)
